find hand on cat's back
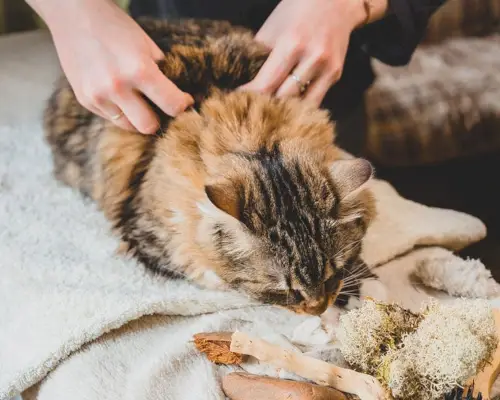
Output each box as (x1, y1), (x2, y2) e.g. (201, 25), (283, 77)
(239, 0), (368, 106)
(29, 0), (194, 134)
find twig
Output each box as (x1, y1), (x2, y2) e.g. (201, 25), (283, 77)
(230, 331), (392, 400)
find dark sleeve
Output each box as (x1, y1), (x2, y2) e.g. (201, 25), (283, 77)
(353, 0), (447, 66)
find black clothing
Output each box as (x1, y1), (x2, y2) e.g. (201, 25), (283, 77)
(129, 0), (445, 154)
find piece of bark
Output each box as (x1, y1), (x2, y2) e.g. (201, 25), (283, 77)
(193, 332), (246, 365)
(222, 372), (350, 400)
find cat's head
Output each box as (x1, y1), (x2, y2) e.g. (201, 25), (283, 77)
(200, 148), (375, 316)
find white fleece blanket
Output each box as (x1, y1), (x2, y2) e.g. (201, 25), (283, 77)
(1, 30), (499, 400)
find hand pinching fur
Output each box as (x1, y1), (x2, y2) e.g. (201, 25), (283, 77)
(43, 18), (378, 315)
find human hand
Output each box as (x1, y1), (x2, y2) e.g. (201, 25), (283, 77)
(239, 0), (369, 106)
(38, 0), (194, 133)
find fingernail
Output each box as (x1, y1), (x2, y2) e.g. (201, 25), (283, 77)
(185, 94), (195, 106)
(144, 122), (160, 135)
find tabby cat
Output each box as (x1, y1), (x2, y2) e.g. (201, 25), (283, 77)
(44, 18), (378, 315)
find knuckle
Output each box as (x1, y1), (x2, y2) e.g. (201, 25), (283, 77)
(80, 88), (102, 107)
(327, 63), (343, 82)
(311, 48), (331, 66)
(104, 75), (126, 95)
(129, 61), (150, 82)
(285, 34), (305, 56)
(334, 68), (344, 82)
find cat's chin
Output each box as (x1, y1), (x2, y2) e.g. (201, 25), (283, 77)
(286, 305), (328, 317)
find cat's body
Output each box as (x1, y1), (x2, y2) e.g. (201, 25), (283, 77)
(44, 18), (378, 315)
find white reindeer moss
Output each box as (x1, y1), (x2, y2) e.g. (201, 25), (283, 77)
(337, 299), (498, 400)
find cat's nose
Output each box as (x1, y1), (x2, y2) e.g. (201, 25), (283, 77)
(303, 296), (329, 316)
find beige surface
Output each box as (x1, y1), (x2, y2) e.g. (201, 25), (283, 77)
(0, 30), (59, 123)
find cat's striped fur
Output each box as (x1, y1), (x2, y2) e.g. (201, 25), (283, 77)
(44, 18), (378, 315)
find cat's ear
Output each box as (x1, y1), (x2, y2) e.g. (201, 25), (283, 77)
(328, 158), (373, 199)
(204, 182), (242, 221)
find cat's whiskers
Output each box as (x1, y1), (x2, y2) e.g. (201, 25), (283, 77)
(333, 239), (363, 261)
(338, 289), (362, 296)
(343, 274), (375, 287)
(341, 271), (369, 285)
(344, 261), (368, 275)
(342, 268), (369, 279)
(340, 281), (362, 289)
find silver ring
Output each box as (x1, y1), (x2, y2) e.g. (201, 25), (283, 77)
(291, 74), (311, 94)
(110, 111), (124, 121)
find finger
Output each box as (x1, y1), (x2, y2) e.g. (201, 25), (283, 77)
(111, 89), (160, 134)
(109, 114), (136, 132)
(239, 39), (302, 94)
(139, 63), (194, 117)
(79, 95), (136, 132)
(98, 102), (136, 132)
(101, 105), (137, 131)
(275, 54), (325, 98)
(149, 42), (165, 62)
(85, 103), (108, 120)
(303, 66), (342, 107)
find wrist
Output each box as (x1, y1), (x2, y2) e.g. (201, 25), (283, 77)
(342, 0), (388, 29)
(342, 0), (370, 29)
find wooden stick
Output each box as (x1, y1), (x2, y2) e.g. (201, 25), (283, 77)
(230, 331), (392, 400)
(466, 309), (500, 399)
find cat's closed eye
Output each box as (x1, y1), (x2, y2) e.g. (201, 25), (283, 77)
(292, 289), (304, 303)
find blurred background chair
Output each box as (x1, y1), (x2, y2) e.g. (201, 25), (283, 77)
(363, 0), (500, 167)
(362, 0), (500, 274)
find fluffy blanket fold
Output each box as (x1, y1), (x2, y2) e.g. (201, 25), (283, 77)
(0, 31), (498, 400)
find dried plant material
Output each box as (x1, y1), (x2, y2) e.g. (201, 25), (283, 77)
(465, 310), (500, 400)
(222, 372), (349, 400)
(387, 300), (498, 400)
(230, 331), (391, 400)
(193, 332), (245, 365)
(337, 298), (499, 400)
(336, 300), (422, 376)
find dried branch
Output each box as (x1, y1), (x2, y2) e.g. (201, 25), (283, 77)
(230, 331), (392, 400)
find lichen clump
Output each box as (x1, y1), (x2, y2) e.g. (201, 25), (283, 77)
(337, 298), (498, 400)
